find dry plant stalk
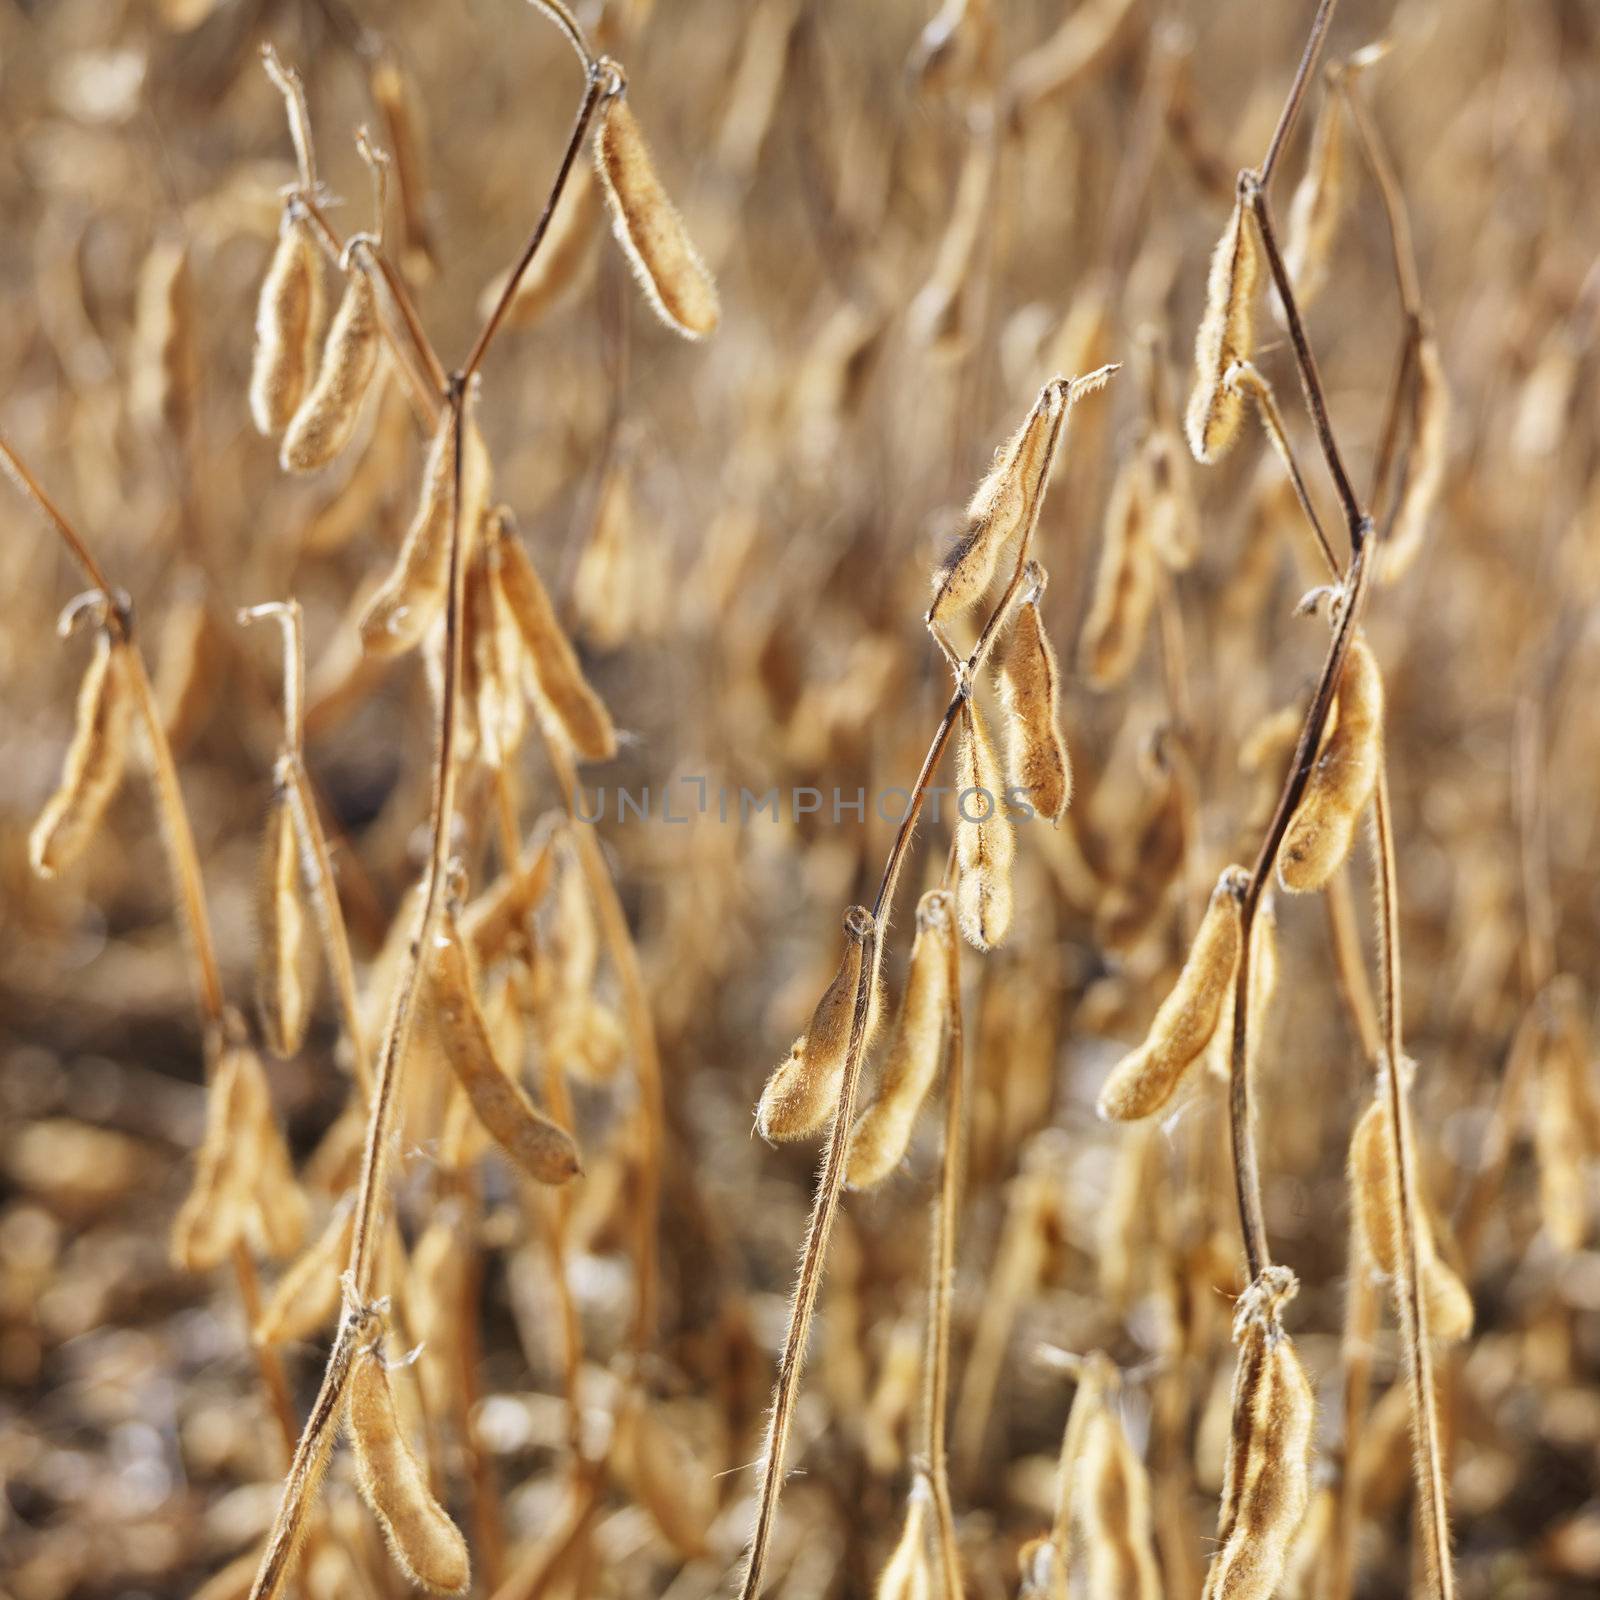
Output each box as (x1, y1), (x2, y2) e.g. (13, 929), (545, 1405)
(739, 367), (1114, 1600)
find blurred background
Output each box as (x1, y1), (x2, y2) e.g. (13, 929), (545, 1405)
(1, 0), (1598, 1596)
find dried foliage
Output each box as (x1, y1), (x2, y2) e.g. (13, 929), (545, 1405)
(3, 3), (1598, 1600)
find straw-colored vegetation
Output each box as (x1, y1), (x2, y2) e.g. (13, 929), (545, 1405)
(2, 2), (1597, 1599)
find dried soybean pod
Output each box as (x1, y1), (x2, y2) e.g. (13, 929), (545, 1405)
(610, 1393), (718, 1558)
(929, 380), (1065, 624)
(1016, 1537), (1070, 1600)
(428, 912), (581, 1184)
(488, 506), (617, 761)
(1096, 865), (1246, 1121)
(170, 1046), (255, 1271)
(1206, 891), (1278, 1083)
(256, 787), (317, 1058)
(1186, 188), (1259, 464)
(954, 699), (1015, 951)
(30, 630), (133, 878)
(876, 1475), (934, 1600)
(254, 1202), (353, 1347)
(594, 90), (720, 339)
(757, 905), (878, 1141)
(1079, 1395), (1162, 1600)
(1079, 450), (1155, 690)
(847, 892), (954, 1189)
(1202, 1269), (1314, 1600)
(1279, 636), (1384, 892)
(1380, 335), (1449, 583)
(1347, 1097), (1473, 1341)
(1278, 78), (1346, 313)
(346, 1342), (471, 1595)
(995, 573), (1071, 822)
(238, 1047), (309, 1261)
(280, 263), (381, 473)
(359, 410), (489, 657)
(250, 208), (323, 437)
(131, 236), (198, 442)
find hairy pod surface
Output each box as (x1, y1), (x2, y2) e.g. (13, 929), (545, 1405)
(1186, 192), (1259, 463)
(346, 1343), (471, 1594)
(997, 594), (1072, 823)
(594, 95), (720, 339)
(30, 632), (133, 878)
(250, 210), (323, 437)
(254, 1202), (353, 1348)
(1348, 1095), (1474, 1342)
(428, 913), (581, 1184)
(954, 699), (1015, 950)
(1279, 636), (1384, 892)
(1079, 450), (1156, 689)
(280, 266), (381, 473)
(359, 411), (490, 657)
(489, 506), (617, 761)
(930, 381), (1064, 623)
(876, 1477), (935, 1600)
(1202, 1269), (1314, 1600)
(758, 905), (878, 1141)
(1097, 865), (1246, 1120)
(1079, 1399), (1162, 1600)
(255, 789), (316, 1059)
(847, 893), (954, 1188)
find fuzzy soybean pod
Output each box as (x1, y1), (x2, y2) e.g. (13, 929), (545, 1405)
(169, 1045), (256, 1271)
(594, 93), (720, 339)
(758, 905), (880, 1141)
(1097, 865), (1247, 1121)
(488, 507), (618, 762)
(29, 630), (133, 878)
(954, 699), (1015, 951)
(249, 208), (323, 437)
(1079, 1396), (1162, 1600)
(428, 911), (581, 1184)
(930, 380), (1065, 624)
(995, 580), (1072, 822)
(1278, 636), (1384, 892)
(1348, 1096), (1474, 1342)
(279, 261), (381, 473)
(1078, 449), (1156, 690)
(1202, 1270), (1315, 1600)
(1380, 335), (1449, 584)
(1186, 189), (1260, 464)
(254, 1202), (353, 1348)
(847, 893), (954, 1188)
(876, 1475), (935, 1600)
(346, 1341), (471, 1595)
(255, 788), (316, 1059)
(359, 413), (491, 658)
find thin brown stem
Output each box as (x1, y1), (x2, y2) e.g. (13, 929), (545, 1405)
(1230, 361), (1339, 576)
(245, 380), (472, 1600)
(0, 435), (122, 603)
(241, 601), (374, 1101)
(1245, 181), (1365, 542)
(1370, 761), (1456, 1600)
(921, 903), (965, 1600)
(1324, 867), (1382, 1061)
(1258, 0), (1340, 188)
(1229, 540), (1373, 1280)
(462, 68), (609, 386)
(230, 1241), (300, 1461)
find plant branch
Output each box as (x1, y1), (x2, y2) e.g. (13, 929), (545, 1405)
(1258, 0), (1340, 188)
